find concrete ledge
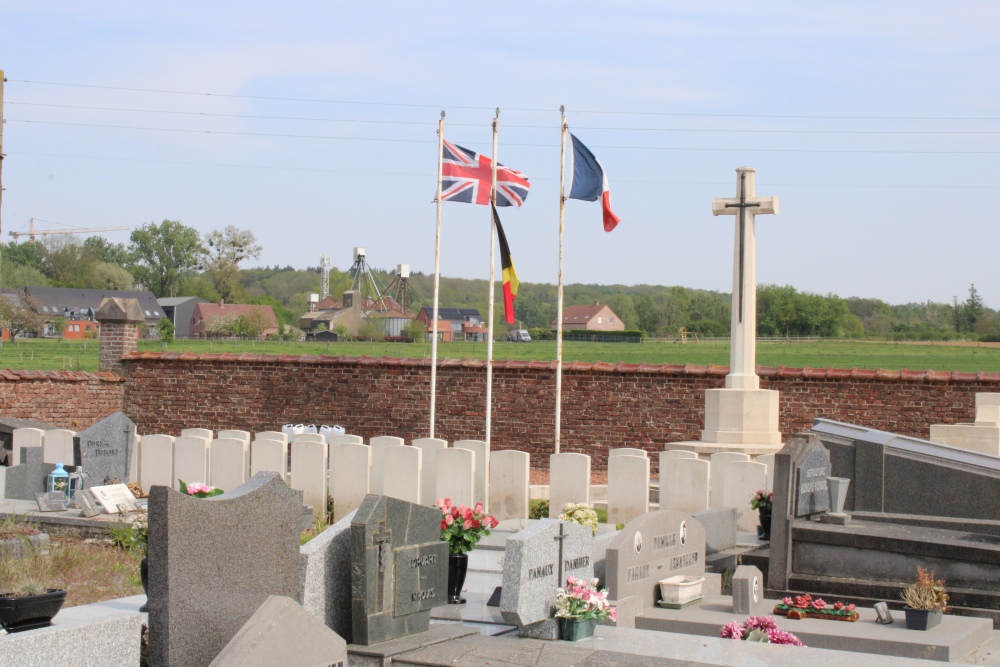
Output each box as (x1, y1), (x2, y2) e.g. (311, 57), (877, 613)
(635, 595), (992, 662)
(347, 624), (478, 667)
(0, 595), (145, 667)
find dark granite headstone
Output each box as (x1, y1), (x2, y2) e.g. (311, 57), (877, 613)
(350, 494), (448, 646)
(731, 565), (768, 615)
(208, 595), (347, 667)
(148, 472), (303, 667)
(500, 519), (594, 635)
(605, 509), (706, 611)
(794, 435), (832, 517)
(73, 412), (136, 487)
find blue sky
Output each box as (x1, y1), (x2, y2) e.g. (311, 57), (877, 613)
(1, 2), (998, 306)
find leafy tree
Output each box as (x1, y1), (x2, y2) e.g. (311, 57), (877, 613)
(1, 262), (51, 289)
(155, 316), (175, 343)
(357, 320), (384, 342)
(203, 314), (240, 338)
(634, 294), (662, 334)
(234, 310), (273, 339)
(0, 293), (43, 339)
(129, 220), (203, 297)
(40, 235), (89, 286)
(83, 236), (131, 266)
(608, 294), (637, 330)
(965, 284), (985, 331)
(405, 318), (426, 342)
(89, 262), (134, 290)
(53, 316), (67, 334)
(200, 226), (262, 302)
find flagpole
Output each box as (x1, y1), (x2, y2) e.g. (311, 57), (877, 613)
(555, 107), (567, 455)
(485, 108), (499, 446)
(430, 110), (445, 438)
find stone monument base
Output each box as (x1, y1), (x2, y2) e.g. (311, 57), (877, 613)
(929, 423), (1000, 456)
(700, 387), (782, 447)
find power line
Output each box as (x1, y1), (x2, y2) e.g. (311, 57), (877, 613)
(9, 150), (1000, 189)
(9, 118), (1000, 155)
(10, 78), (1000, 121)
(9, 101), (1000, 135)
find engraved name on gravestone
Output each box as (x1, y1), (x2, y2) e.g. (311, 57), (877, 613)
(350, 495), (448, 646)
(500, 519), (594, 628)
(605, 510), (706, 611)
(73, 412), (136, 487)
(89, 483), (137, 514)
(794, 436), (832, 517)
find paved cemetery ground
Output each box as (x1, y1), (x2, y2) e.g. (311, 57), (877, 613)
(3, 336), (1000, 372)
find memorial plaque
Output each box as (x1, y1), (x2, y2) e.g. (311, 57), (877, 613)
(500, 519), (594, 628)
(73, 412), (136, 487)
(76, 488), (102, 517)
(89, 483), (138, 514)
(794, 439), (832, 517)
(393, 544), (446, 616)
(605, 509), (705, 611)
(350, 495), (448, 646)
(35, 491), (68, 512)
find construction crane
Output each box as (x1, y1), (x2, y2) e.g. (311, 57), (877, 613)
(9, 218), (130, 242)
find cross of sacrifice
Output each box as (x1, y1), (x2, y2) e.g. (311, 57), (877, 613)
(372, 521), (392, 612)
(711, 167), (778, 390)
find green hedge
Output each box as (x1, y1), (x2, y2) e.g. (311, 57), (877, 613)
(561, 330), (646, 343)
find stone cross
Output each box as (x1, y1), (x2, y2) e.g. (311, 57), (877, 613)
(372, 521), (392, 612)
(712, 167), (779, 390)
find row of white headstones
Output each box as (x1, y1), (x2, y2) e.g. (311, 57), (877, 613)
(17, 426), (775, 530)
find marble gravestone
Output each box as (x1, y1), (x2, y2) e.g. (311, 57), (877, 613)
(350, 495), (448, 646)
(605, 509), (706, 611)
(500, 519), (594, 638)
(148, 472), (304, 667)
(73, 412), (136, 487)
(731, 564), (768, 615)
(208, 595), (347, 667)
(794, 436), (832, 516)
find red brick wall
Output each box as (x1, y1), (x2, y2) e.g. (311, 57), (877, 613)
(99, 323), (140, 374)
(0, 370), (125, 430)
(119, 353), (999, 471)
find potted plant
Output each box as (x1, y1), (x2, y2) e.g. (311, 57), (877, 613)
(554, 576), (617, 641)
(437, 499), (498, 604)
(720, 615), (804, 646)
(557, 503), (599, 536)
(901, 567), (948, 630)
(750, 490), (773, 540)
(0, 580), (67, 633)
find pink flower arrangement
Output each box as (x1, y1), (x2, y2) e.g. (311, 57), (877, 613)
(777, 595), (856, 618)
(437, 499), (499, 554)
(179, 480), (224, 498)
(554, 576), (617, 622)
(719, 616), (804, 646)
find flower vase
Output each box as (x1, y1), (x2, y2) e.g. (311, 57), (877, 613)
(903, 607), (943, 631)
(448, 553), (468, 604)
(139, 556), (149, 612)
(758, 507), (772, 540)
(559, 617), (597, 641)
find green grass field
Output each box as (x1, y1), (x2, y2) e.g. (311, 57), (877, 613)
(2, 336), (1000, 373)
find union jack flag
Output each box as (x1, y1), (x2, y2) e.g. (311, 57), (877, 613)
(440, 139), (530, 207)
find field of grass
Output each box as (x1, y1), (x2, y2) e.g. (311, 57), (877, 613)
(2, 336), (1000, 373)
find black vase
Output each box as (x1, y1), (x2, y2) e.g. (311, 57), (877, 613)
(140, 556), (149, 613)
(758, 507), (772, 540)
(448, 553), (468, 604)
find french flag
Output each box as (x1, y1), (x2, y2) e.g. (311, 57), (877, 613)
(568, 133), (621, 232)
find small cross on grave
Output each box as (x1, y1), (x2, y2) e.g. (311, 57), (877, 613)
(372, 521), (392, 613)
(712, 167), (779, 390)
(553, 523), (568, 586)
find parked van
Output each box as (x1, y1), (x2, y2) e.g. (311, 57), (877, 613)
(507, 329), (531, 342)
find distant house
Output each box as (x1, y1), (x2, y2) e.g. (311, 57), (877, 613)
(299, 290), (367, 337)
(9, 287), (164, 337)
(551, 302), (625, 331)
(416, 307), (487, 342)
(190, 300), (279, 339)
(157, 296), (208, 339)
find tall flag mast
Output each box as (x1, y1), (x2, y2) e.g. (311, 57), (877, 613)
(554, 106), (568, 454)
(485, 108), (500, 446)
(429, 110), (445, 438)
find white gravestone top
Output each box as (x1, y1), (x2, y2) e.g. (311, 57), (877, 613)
(711, 167), (778, 390)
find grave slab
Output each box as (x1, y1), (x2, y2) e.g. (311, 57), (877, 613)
(209, 438), (249, 492)
(453, 440), (490, 510)
(731, 564), (768, 615)
(382, 445), (422, 504)
(148, 471), (304, 667)
(42, 429), (76, 466)
(719, 460), (767, 531)
(607, 454), (649, 526)
(181, 428), (214, 441)
(436, 448), (474, 508)
(250, 438), (287, 480)
(330, 442), (370, 522)
(208, 595), (347, 667)
(412, 438), (447, 506)
(174, 436), (212, 490)
(663, 457), (710, 513)
(139, 434), (175, 492)
(548, 453), (590, 518)
(350, 494), (449, 645)
(290, 439), (329, 513)
(369, 436), (405, 495)
(489, 450), (529, 520)
(72, 412), (136, 487)
(300, 510), (357, 641)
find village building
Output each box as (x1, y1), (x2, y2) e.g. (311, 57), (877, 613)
(551, 302), (626, 332)
(189, 300), (279, 339)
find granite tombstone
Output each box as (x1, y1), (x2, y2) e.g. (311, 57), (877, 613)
(148, 472), (303, 667)
(605, 509), (706, 611)
(500, 518), (594, 638)
(350, 495), (448, 646)
(73, 412), (136, 487)
(794, 437), (832, 516)
(299, 510), (357, 642)
(731, 565), (768, 615)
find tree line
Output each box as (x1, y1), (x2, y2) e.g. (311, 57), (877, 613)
(1, 219), (996, 341)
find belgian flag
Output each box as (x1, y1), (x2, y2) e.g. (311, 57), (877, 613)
(492, 204), (519, 325)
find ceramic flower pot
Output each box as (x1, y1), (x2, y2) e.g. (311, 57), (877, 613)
(447, 553), (468, 604)
(757, 507), (772, 540)
(903, 606), (943, 631)
(559, 617), (597, 641)
(0, 589), (67, 633)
